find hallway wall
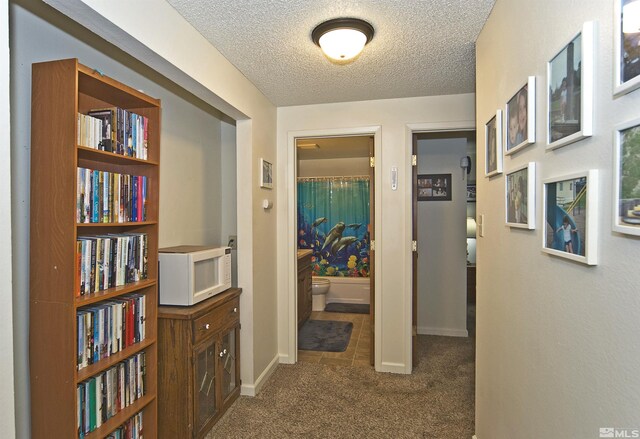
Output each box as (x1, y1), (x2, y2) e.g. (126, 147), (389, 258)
(476, 1), (640, 437)
(416, 137), (468, 336)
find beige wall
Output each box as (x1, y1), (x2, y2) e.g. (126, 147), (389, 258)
(41, 0), (279, 402)
(416, 137), (468, 337)
(0, 0), (16, 436)
(476, 1), (640, 437)
(277, 94), (475, 372)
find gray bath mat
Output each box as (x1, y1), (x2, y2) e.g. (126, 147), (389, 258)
(324, 303), (370, 314)
(298, 320), (353, 352)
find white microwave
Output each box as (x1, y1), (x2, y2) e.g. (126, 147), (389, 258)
(158, 245), (232, 306)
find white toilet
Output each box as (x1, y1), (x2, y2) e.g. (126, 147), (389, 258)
(311, 278), (330, 311)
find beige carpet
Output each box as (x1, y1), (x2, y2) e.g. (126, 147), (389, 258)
(207, 332), (475, 438)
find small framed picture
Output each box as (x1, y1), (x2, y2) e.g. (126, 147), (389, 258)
(417, 174), (452, 201)
(505, 162), (536, 229)
(466, 182), (476, 202)
(614, 0), (640, 96)
(260, 158), (273, 189)
(505, 76), (536, 155)
(485, 110), (503, 177)
(542, 170), (599, 265)
(547, 21), (595, 150)
(613, 117), (640, 235)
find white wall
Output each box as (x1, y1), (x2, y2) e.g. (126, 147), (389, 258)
(476, 1), (640, 438)
(0, 0), (16, 437)
(9, 1), (234, 435)
(277, 94), (475, 372)
(221, 120), (238, 286)
(416, 137), (468, 337)
(40, 0), (279, 397)
(298, 157), (369, 177)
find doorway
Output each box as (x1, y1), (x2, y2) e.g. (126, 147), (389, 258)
(412, 131), (476, 364)
(294, 135), (375, 367)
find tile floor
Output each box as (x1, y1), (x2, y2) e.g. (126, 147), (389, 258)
(297, 310), (372, 368)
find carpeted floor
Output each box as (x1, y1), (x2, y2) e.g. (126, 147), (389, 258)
(207, 327), (475, 438)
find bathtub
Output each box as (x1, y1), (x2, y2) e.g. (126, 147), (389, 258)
(313, 276), (370, 304)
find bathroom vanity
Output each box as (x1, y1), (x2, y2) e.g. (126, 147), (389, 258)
(158, 288), (241, 438)
(297, 250), (313, 328)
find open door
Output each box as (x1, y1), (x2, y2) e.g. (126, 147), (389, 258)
(369, 137), (375, 366)
(412, 134), (418, 367)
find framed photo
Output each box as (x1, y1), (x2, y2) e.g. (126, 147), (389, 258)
(466, 182), (476, 202)
(505, 162), (536, 229)
(260, 158), (273, 189)
(613, 117), (640, 235)
(505, 76), (536, 155)
(542, 170), (599, 265)
(485, 110), (503, 177)
(417, 174), (452, 201)
(547, 21), (594, 150)
(614, 0), (640, 96)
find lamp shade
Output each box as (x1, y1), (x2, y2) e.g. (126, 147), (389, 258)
(312, 18), (374, 63)
(466, 217), (477, 238)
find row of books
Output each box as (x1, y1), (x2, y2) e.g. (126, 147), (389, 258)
(77, 294), (146, 370)
(77, 168), (148, 224)
(77, 352), (146, 437)
(78, 108), (149, 160)
(106, 412), (143, 439)
(77, 113), (104, 150)
(76, 233), (148, 296)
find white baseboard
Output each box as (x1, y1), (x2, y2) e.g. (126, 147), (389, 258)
(379, 361), (410, 374)
(240, 353), (279, 397)
(417, 326), (468, 337)
(278, 353), (295, 364)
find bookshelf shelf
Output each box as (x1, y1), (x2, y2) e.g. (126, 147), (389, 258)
(77, 145), (160, 167)
(30, 58), (160, 438)
(74, 279), (156, 307)
(76, 338), (155, 383)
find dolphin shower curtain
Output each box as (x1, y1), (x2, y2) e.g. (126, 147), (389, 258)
(297, 176), (370, 277)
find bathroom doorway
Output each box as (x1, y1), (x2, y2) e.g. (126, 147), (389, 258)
(295, 135), (375, 367)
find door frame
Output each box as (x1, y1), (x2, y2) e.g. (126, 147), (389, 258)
(285, 126), (382, 368)
(405, 121), (475, 367)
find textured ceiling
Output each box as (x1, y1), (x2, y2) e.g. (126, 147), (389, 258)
(166, 0), (495, 107)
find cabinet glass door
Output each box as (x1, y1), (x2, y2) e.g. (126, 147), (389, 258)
(194, 338), (217, 432)
(220, 328), (238, 402)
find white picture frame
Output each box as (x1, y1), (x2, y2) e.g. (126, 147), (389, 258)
(505, 76), (536, 156)
(613, 117), (640, 235)
(614, 0), (640, 97)
(260, 158), (273, 189)
(485, 110), (503, 177)
(542, 170), (598, 265)
(546, 21), (595, 150)
(505, 162), (536, 229)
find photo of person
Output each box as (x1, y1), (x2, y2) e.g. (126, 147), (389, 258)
(620, 0), (640, 85)
(485, 115), (498, 175)
(506, 85), (528, 151)
(549, 32), (582, 143)
(545, 176), (587, 256)
(506, 167), (528, 224)
(417, 174), (451, 201)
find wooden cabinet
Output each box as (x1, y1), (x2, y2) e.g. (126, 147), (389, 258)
(158, 288), (241, 439)
(297, 252), (312, 328)
(29, 58), (160, 438)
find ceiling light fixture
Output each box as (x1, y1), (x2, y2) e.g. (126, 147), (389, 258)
(312, 18), (374, 63)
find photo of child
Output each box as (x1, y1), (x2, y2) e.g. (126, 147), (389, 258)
(485, 115), (498, 175)
(506, 84), (529, 151)
(545, 176), (587, 256)
(549, 33), (582, 144)
(506, 167), (528, 225)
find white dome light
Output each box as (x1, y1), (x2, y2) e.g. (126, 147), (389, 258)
(312, 18), (375, 64)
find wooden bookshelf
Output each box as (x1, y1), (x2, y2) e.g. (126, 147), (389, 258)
(29, 58), (160, 438)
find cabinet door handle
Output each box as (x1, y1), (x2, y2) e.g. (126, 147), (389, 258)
(204, 323), (210, 330)
(233, 307), (238, 313)
(219, 351), (224, 357)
